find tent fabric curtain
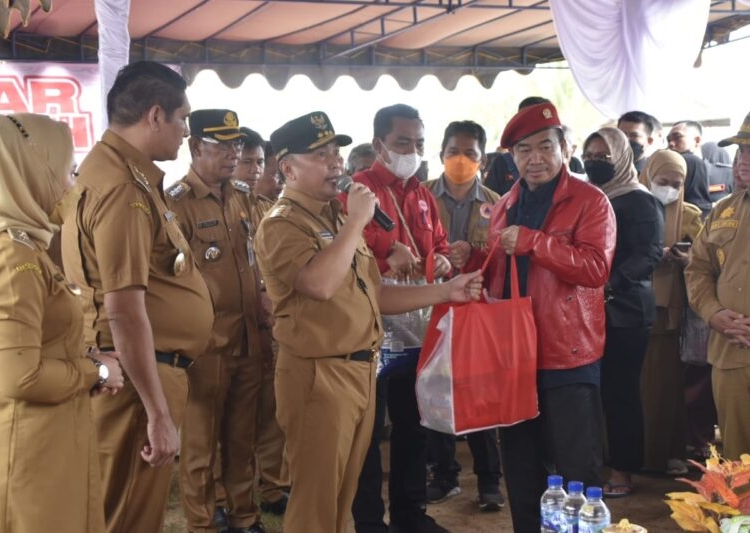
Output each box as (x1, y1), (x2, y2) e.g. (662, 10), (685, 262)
(94, 0), (131, 130)
(549, 0), (711, 119)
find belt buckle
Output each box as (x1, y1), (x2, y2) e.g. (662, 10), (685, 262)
(172, 352), (180, 368)
(369, 349), (378, 363)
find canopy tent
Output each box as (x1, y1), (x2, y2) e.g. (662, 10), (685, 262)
(1, 0), (748, 121)
(1, 0), (748, 91)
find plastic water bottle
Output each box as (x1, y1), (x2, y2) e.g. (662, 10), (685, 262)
(562, 481), (586, 533)
(540, 475), (567, 532)
(578, 487), (611, 533)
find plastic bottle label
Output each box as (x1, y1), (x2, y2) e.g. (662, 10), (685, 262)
(541, 509), (567, 532)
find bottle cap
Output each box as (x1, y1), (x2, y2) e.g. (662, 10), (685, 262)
(586, 486), (603, 499)
(547, 475), (564, 488)
(568, 481), (584, 493)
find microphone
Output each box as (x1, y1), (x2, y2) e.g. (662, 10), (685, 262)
(338, 176), (395, 232)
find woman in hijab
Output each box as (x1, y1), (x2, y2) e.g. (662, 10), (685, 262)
(582, 127), (664, 497)
(0, 113), (124, 532)
(639, 149), (704, 477)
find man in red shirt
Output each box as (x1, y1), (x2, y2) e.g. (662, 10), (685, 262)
(345, 104), (451, 533)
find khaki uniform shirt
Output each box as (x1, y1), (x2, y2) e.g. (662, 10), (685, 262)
(424, 177), (500, 248)
(61, 130), (213, 359)
(166, 171), (264, 358)
(686, 190), (750, 369)
(254, 187), (382, 358)
(0, 230), (104, 532)
(251, 194), (275, 228)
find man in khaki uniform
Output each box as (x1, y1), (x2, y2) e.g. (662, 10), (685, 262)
(685, 111), (750, 460)
(254, 111), (483, 533)
(424, 120), (505, 512)
(61, 61), (214, 533)
(166, 109), (268, 533)
(235, 126), (291, 515)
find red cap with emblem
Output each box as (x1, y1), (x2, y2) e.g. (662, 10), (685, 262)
(500, 102), (562, 149)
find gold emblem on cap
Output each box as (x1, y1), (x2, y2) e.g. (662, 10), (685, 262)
(542, 108), (552, 119)
(311, 114), (328, 130)
(720, 206), (736, 219)
(224, 112), (239, 128)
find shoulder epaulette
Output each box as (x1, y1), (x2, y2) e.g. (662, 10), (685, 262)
(269, 204), (292, 218)
(231, 179), (251, 194)
(6, 228), (35, 249)
(165, 181), (192, 202)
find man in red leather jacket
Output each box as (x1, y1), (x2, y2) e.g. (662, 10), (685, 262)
(343, 104), (452, 533)
(453, 102), (616, 533)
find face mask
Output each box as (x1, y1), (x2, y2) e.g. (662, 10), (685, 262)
(584, 160), (616, 185)
(651, 184), (680, 205)
(383, 148), (422, 180)
(629, 140), (645, 161)
(444, 155), (481, 184)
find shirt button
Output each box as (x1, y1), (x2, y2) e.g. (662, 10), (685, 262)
(566, 295), (573, 301)
(571, 348), (579, 354)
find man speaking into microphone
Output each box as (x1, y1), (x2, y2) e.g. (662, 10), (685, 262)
(254, 110), (482, 533)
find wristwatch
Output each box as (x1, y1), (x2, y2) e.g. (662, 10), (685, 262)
(91, 358), (109, 386)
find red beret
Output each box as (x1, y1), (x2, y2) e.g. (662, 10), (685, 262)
(500, 102), (562, 149)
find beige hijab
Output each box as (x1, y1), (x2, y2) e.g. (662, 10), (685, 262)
(641, 149), (689, 323)
(584, 127), (647, 199)
(0, 114), (73, 249)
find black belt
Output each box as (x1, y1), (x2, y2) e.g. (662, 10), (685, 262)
(156, 351), (194, 369)
(97, 347), (194, 369)
(335, 349), (378, 363)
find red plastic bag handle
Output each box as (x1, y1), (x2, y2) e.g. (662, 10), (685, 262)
(480, 236), (521, 300)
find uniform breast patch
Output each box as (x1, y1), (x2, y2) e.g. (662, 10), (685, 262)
(14, 262), (41, 275)
(198, 219), (219, 229)
(129, 201), (151, 215)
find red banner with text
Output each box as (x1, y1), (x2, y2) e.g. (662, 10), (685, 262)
(0, 62), (102, 158)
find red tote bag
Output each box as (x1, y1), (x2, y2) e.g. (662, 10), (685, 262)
(416, 253), (539, 435)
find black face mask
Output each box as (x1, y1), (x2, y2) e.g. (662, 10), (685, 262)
(629, 140), (645, 161)
(585, 160), (616, 185)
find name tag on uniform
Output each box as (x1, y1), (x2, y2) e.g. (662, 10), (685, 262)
(198, 219), (219, 229)
(318, 230), (334, 239)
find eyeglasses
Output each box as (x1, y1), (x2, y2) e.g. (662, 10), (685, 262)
(201, 137), (244, 153)
(582, 152), (611, 162)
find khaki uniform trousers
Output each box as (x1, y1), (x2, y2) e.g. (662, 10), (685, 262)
(180, 353), (264, 532)
(712, 366), (750, 460)
(94, 363), (188, 533)
(275, 352), (376, 533)
(256, 340), (290, 503)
